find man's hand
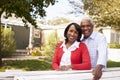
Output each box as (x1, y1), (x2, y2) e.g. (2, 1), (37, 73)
(92, 65), (103, 80)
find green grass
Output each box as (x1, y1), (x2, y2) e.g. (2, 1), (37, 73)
(0, 60), (120, 72)
(0, 60), (52, 72)
(107, 60), (120, 68)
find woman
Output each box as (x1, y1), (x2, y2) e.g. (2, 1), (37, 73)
(52, 23), (91, 71)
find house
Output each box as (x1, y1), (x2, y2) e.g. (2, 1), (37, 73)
(1, 18), (67, 49)
(97, 27), (120, 44)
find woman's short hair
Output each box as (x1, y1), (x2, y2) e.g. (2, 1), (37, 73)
(64, 23), (82, 43)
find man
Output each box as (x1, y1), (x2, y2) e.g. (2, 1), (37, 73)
(80, 17), (108, 80)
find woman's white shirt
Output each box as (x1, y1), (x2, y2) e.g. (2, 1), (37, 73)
(60, 41), (80, 66)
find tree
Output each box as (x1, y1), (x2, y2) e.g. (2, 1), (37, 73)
(0, 0), (56, 66)
(47, 17), (70, 25)
(82, 0), (120, 31)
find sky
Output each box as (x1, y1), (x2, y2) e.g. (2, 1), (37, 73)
(43, 0), (85, 21)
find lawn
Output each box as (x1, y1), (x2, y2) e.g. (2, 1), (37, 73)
(0, 59), (52, 72)
(107, 60), (120, 68)
(0, 60), (120, 72)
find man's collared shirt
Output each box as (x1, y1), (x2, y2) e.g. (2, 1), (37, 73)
(82, 31), (108, 69)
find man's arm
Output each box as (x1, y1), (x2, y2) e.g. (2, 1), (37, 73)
(92, 64), (103, 80)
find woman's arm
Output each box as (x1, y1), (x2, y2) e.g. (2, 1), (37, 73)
(72, 43), (91, 70)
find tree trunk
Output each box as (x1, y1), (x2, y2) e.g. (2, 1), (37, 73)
(0, 13), (3, 67)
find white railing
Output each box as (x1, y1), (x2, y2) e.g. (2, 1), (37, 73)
(0, 68), (120, 80)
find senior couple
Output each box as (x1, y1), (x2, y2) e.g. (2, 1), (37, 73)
(52, 16), (108, 80)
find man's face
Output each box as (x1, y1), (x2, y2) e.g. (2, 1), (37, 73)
(80, 19), (93, 38)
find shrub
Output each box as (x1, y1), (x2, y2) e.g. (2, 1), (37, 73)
(108, 42), (120, 48)
(31, 47), (42, 56)
(1, 27), (16, 57)
(41, 30), (60, 61)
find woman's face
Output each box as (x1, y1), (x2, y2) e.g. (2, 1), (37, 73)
(67, 25), (78, 43)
